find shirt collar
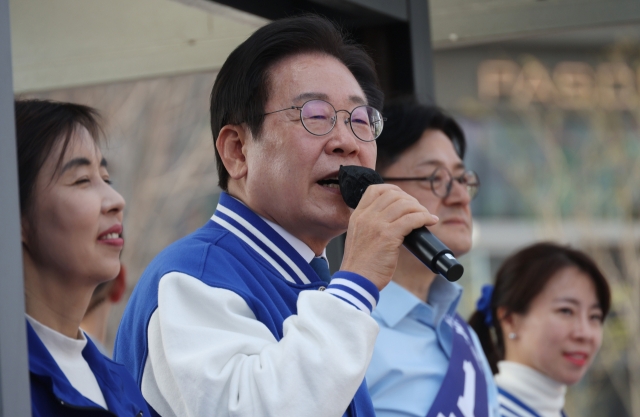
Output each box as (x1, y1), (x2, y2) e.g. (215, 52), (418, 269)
(26, 314), (87, 355)
(427, 274), (463, 326)
(212, 192), (327, 285)
(375, 276), (462, 328)
(259, 216), (327, 265)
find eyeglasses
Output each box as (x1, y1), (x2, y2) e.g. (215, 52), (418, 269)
(382, 167), (480, 200)
(263, 99), (385, 142)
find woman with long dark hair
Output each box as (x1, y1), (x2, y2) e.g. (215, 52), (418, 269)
(16, 99), (149, 416)
(469, 242), (610, 417)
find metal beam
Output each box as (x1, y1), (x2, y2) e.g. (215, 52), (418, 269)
(309, 0), (407, 22)
(408, 0), (435, 104)
(0, 0), (31, 415)
(208, 0), (404, 27)
(431, 0), (640, 49)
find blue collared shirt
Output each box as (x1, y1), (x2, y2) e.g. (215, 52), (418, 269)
(366, 278), (499, 417)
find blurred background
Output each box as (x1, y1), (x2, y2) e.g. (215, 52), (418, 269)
(9, 0), (640, 415)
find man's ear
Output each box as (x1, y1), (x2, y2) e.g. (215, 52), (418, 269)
(216, 124), (250, 181)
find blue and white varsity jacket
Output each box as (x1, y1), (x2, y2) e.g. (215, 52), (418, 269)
(114, 192), (380, 417)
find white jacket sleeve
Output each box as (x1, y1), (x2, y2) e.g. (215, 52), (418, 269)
(141, 272), (380, 417)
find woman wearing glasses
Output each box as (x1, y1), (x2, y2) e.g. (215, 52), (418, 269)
(365, 102), (498, 417)
(15, 99), (150, 416)
(469, 242), (610, 417)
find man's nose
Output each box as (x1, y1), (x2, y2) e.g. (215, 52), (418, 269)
(443, 176), (472, 205)
(325, 115), (360, 156)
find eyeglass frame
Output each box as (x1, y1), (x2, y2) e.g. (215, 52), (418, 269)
(382, 167), (480, 200)
(262, 99), (386, 142)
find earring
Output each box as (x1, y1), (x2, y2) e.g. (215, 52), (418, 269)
(508, 332), (517, 340)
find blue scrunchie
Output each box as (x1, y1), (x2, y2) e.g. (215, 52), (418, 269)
(476, 284), (494, 326)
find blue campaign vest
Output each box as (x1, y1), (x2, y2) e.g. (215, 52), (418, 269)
(114, 192), (375, 417)
(426, 315), (489, 417)
(498, 388), (567, 417)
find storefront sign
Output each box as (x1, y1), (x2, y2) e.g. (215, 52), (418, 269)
(478, 58), (640, 110)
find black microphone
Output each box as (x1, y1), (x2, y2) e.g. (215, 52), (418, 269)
(338, 165), (464, 282)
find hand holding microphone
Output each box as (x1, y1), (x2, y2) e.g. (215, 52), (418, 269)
(339, 165), (464, 283)
(338, 168), (440, 291)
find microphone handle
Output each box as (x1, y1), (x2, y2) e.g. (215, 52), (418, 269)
(403, 228), (464, 282)
(337, 165), (464, 282)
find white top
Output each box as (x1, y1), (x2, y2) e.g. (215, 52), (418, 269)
(495, 361), (566, 417)
(26, 315), (108, 409)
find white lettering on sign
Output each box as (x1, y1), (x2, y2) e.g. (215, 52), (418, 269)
(434, 360), (477, 417)
(457, 361), (476, 417)
(478, 58), (640, 110)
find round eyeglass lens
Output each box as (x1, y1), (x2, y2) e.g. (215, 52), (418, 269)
(300, 100), (335, 136)
(431, 167), (453, 198)
(350, 105), (383, 142)
(300, 100), (383, 141)
(463, 171), (480, 199)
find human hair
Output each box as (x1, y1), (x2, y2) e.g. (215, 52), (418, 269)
(375, 101), (466, 174)
(14, 99), (104, 216)
(210, 14), (383, 190)
(468, 242), (611, 374)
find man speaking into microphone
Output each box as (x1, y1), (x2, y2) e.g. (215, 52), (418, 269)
(114, 15), (437, 417)
(365, 102), (499, 417)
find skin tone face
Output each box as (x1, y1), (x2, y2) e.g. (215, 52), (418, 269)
(218, 52), (437, 289)
(380, 130), (473, 300)
(22, 127), (125, 338)
(500, 266), (604, 385)
(224, 53), (377, 254)
(382, 130), (472, 257)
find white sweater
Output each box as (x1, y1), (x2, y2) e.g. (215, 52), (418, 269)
(495, 361), (566, 417)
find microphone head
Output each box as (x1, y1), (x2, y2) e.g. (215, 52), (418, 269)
(338, 165), (384, 209)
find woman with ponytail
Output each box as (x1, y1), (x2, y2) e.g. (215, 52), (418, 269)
(469, 242), (610, 417)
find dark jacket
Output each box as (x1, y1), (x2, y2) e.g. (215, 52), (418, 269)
(28, 321), (151, 417)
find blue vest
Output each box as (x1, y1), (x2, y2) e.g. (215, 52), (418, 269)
(115, 192), (375, 417)
(28, 321), (150, 417)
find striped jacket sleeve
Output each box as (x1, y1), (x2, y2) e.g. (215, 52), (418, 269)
(140, 272), (380, 417)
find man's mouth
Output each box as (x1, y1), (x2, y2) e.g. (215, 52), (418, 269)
(442, 217), (468, 225)
(317, 178), (340, 189)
